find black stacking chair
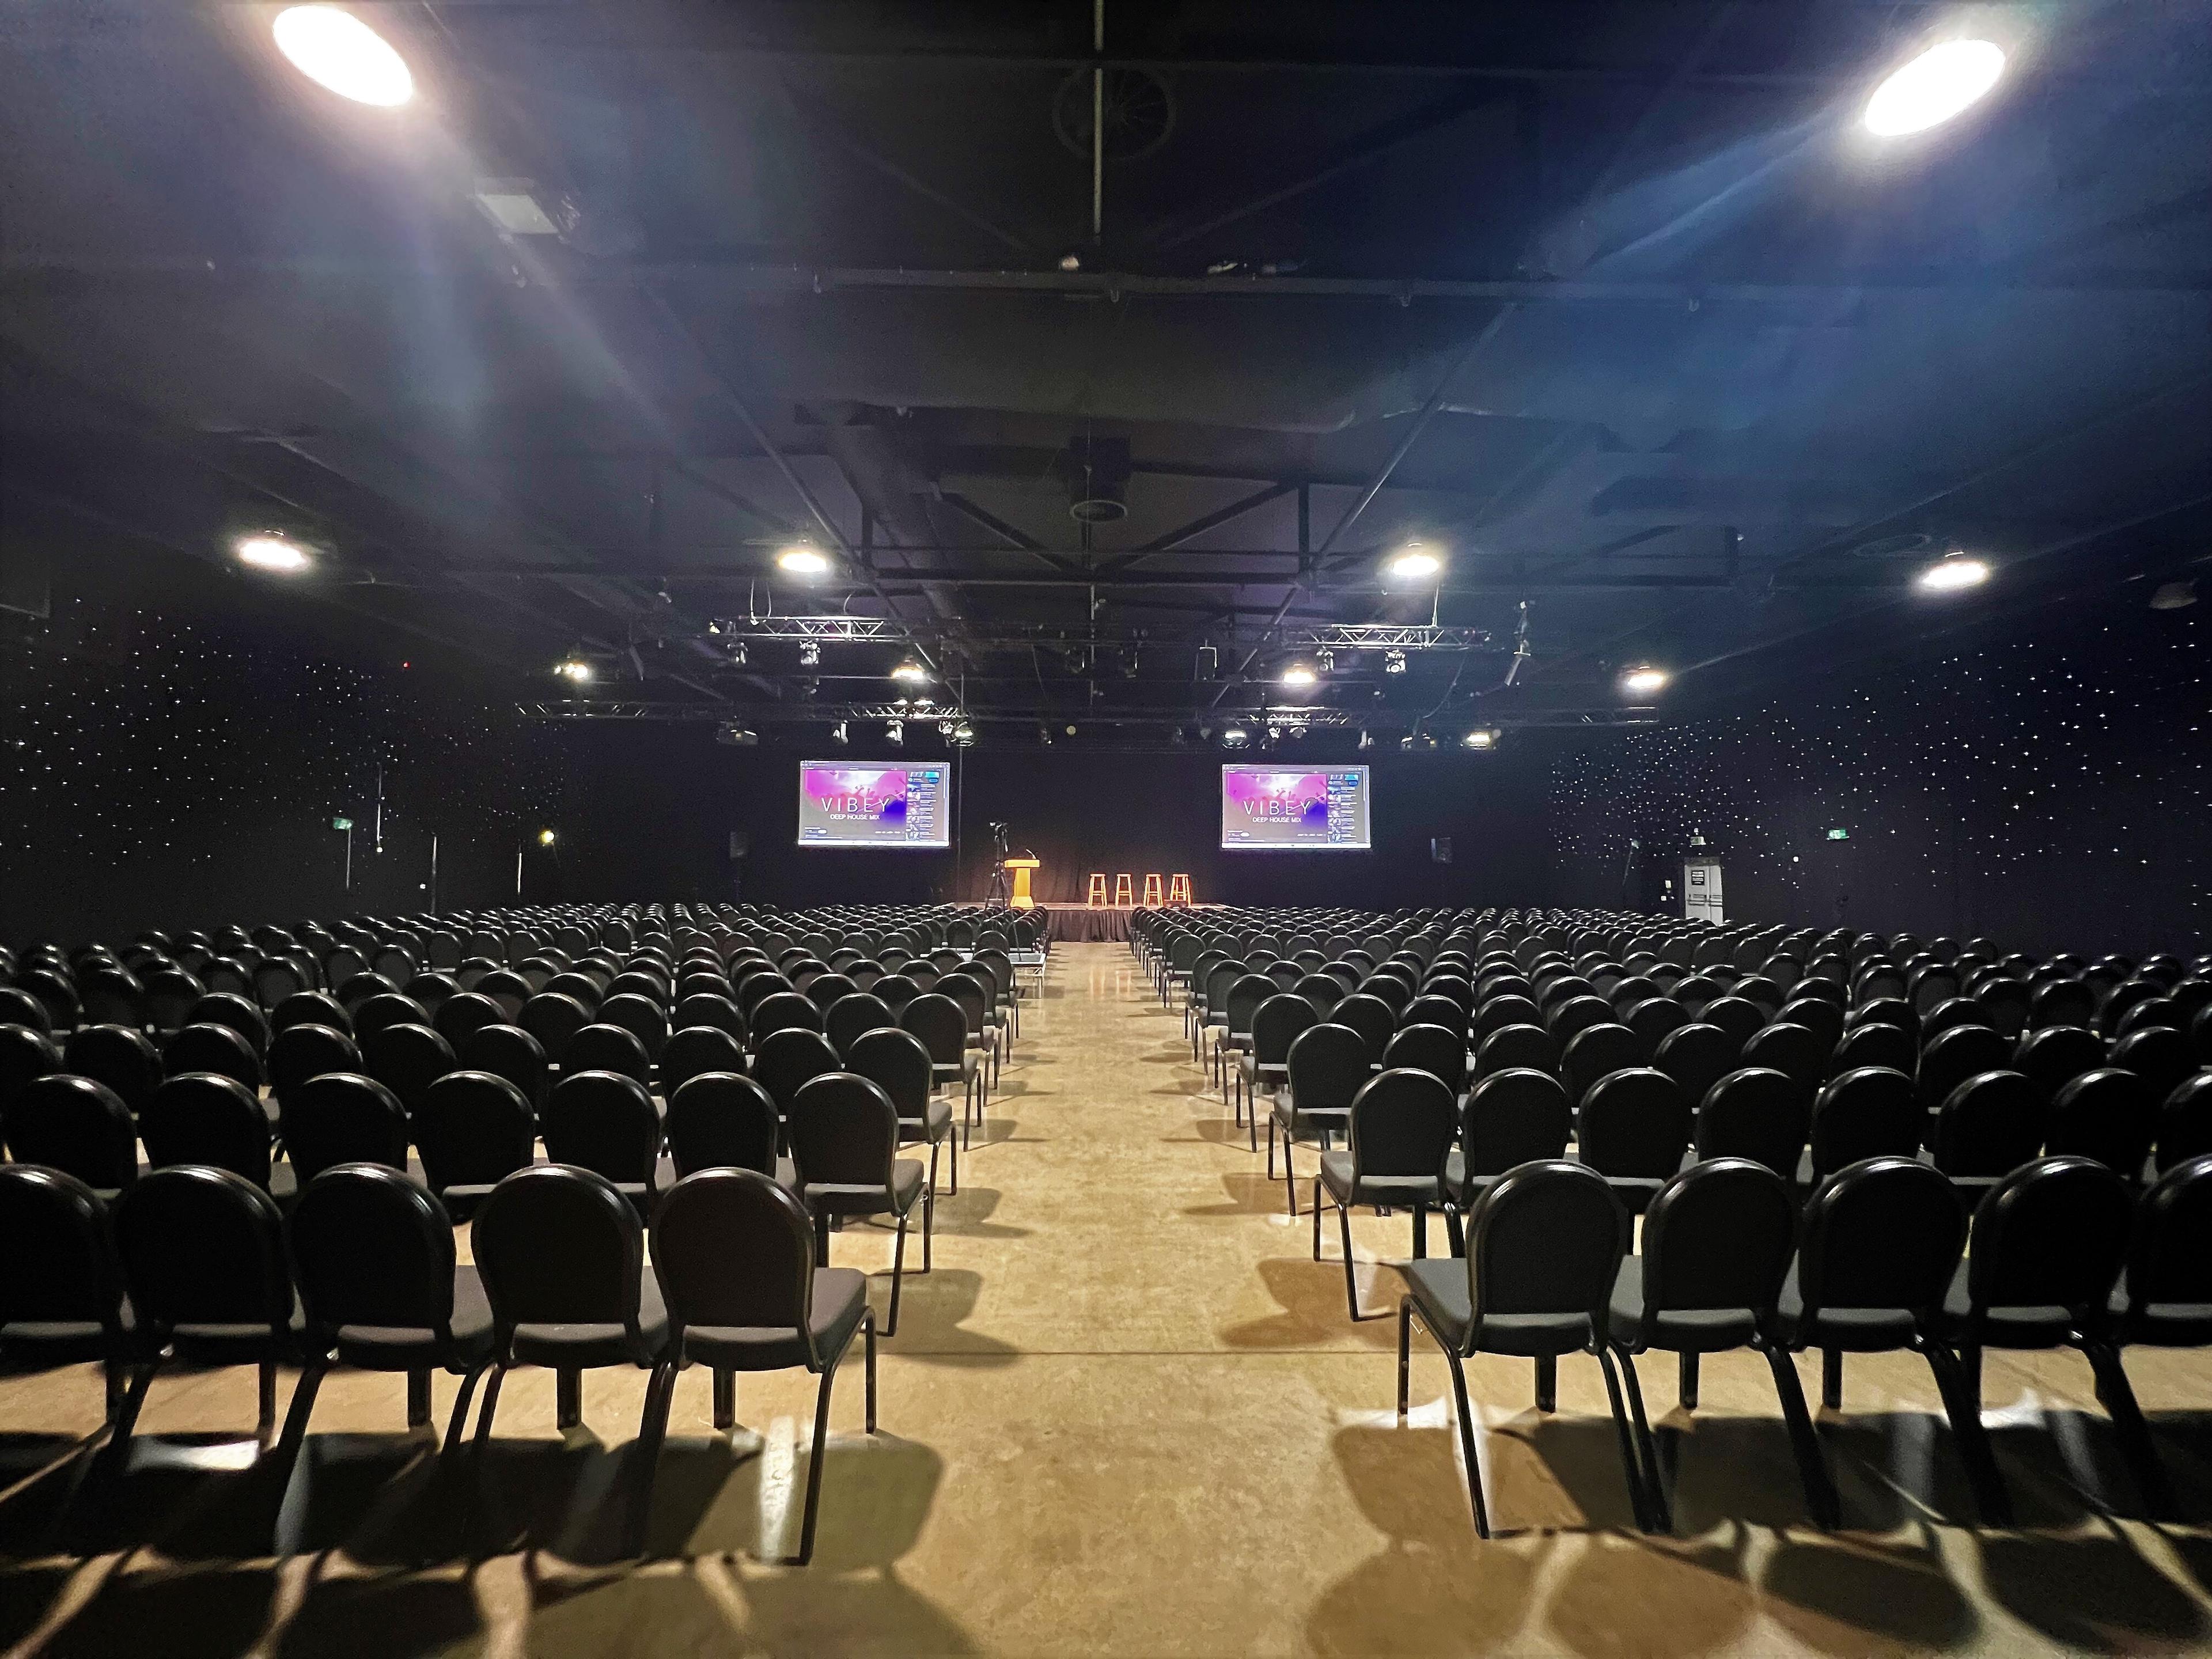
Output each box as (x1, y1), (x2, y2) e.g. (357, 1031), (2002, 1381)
(1917, 1024), (2013, 1111)
(519, 991), (592, 1065)
(1445, 1069), (1572, 1248)
(187, 991), (271, 1055)
(1396, 1160), (1646, 1537)
(1934, 1156), (2164, 1513)
(1576, 1068), (1691, 1214)
(434, 990), (509, 1050)
(1829, 1021), (1915, 1077)
(752, 990), (825, 1042)
(354, 991), (430, 1042)
(1562, 1023), (1647, 1108)
(267, 1022), (361, 1105)
(1270, 1022), (1365, 1214)
(1778, 1155), (2009, 1525)
(1807, 1067), (1922, 1183)
(562, 1022), (653, 1086)
(753, 1027), (843, 1116)
(1623, 997), (1690, 1048)
(824, 993), (896, 1061)
(599, 993), (670, 1064)
(458, 1023), (548, 1108)
(1, 1021), (60, 1111)
(2105, 1153), (2212, 1509)
(543, 1070), (667, 1214)
(1755, 1013), (1837, 1083)
(1237, 993), (1319, 1144)
(1700, 996), (1767, 1052)
(469, 1164), (670, 1483)
(1384, 1022), (1468, 1100)
(6, 1075), (139, 1195)
(1330, 993), (1397, 1070)
(362, 1022), (459, 1117)
(635, 1169), (880, 1562)
(2112, 1025), (2197, 1105)
(1403, 994), (1469, 1038)
(660, 1025), (749, 1100)
(1695, 1067), (1810, 1179)
(2015, 1023), (2107, 1106)
(141, 1072), (284, 1194)
(284, 1164), (495, 1460)
(1605, 1159), (1837, 1531)
(162, 1022), (264, 1092)
(2157, 1073), (2212, 1172)
(666, 1072), (782, 1179)
(1930, 1070), (2045, 1202)
(0, 1164), (141, 1423)
(1213, 973), (1277, 1106)
(282, 1072), (412, 1184)
(899, 994), (982, 1142)
(673, 992), (746, 1041)
(1651, 1022), (1734, 1108)
(111, 1166), (302, 1455)
(786, 1073), (930, 1334)
(411, 1070), (536, 1216)
(870, 975), (920, 1016)
(1315, 1069), (1458, 1320)
(849, 1027), (957, 1197)
(61, 1025), (161, 1117)
(2044, 1067), (2157, 1179)
(1474, 1022), (1558, 1080)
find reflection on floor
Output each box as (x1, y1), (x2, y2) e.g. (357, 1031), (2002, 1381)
(3, 940), (2212, 1655)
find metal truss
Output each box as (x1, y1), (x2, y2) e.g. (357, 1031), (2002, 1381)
(1278, 624), (1492, 650)
(706, 615), (907, 642)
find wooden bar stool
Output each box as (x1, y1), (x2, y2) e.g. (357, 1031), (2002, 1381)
(1141, 874), (1165, 908)
(1167, 874), (1192, 906)
(1113, 873), (1134, 907)
(1086, 873), (1108, 908)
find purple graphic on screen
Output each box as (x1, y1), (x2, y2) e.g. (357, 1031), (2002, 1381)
(1223, 769), (1328, 825)
(802, 766), (908, 824)
(1221, 765), (1372, 850)
(796, 762), (949, 847)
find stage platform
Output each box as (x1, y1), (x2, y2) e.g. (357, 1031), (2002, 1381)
(1038, 903), (1218, 942)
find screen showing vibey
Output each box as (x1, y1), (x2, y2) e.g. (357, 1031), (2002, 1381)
(797, 762), (951, 849)
(1220, 764), (1372, 851)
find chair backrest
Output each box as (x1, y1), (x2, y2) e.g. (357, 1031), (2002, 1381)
(361, 1022), (459, 1113)
(436, 990), (510, 1050)
(412, 1070), (536, 1195)
(1797, 1156), (1965, 1317)
(2111, 1025), (2196, 1105)
(1562, 1022), (1647, 1105)
(1331, 993), (1396, 1063)
(2119, 1153), (2212, 1312)
(1402, 994), (1468, 1037)
(267, 1021), (362, 1103)
(1461, 1069), (1571, 1177)
(0, 1164), (127, 1335)
(115, 1165), (292, 1333)
(666, 1072), (781, 1177)
(847, 1027), (934, 1118)
(1964, 1155), (2134, 1317)
(1650, 1021), (1736, 1107)
(1463, 1160), (1627, 1334)
(289, 1163), (458, 1336)
(1475, 1021), (1558, 1079)
(1809, 1066), (1922, 1174)
(1576, 1068), (1691, 1180)
(1381, 1022), (1465, 1092)
(899, 994), (968, 1067)
(459, 1022), (549, 1106)
(562, 1022), (653, 1085)
(751, 990), (825, 1040)
(283, 1071), (411, 1183)
(542, 1070), (662, 1185)
(1695, 1067), (1810, 1178)
(186, 990), (271, 1055)
(660, 1025), (749, 1099)
(1830, 1021), (1915, 1077)
(2044, 1067), (2157, 1176)
(1916, 1023), (2012, 1109)
(162, 1022), (264, 1091)
(518, 991), (593, 1063)
(1739, 1020), (1830, 1093)
(1638, 1157), (1797, 1318)
(752, 1027), (843, 1113)
(2014, 1023), (2107, 1105)
(825, 993), (897, 1059)
(652, 1168), (829, 1366)
(1223, 975), (1275, 1037)
(1285, 1022), (1368, 1113)
(1347, 1069), (1457, 1180)
(1930, 1069), (2044, 1177)
(787, 1071), (899, 1188)
(63, 1024), (164, 1114)
(1622, 996), (1690, 1048)
(1252, 993), (1319, 1066)
(474, 1164), (646, 1336)
(1700, 996), (1767, 1051)
(2158, 1073), (2212, 1173)
(596, 993), (670, 1061)
(141, 1072), (274, 1188)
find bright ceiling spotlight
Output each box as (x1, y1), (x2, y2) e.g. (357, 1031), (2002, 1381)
(952, 722), (976, 746)
(1383, 649), (1408, 675)
(1621, 665), (1670, 697)
(234, 533), (312, 573)
(272, 6), (415, 107)
(830, 720), (849, 744)
(1357, 729), (1374, 750)
(798, 641), (821, 667)
(1863, 39), (2005, 137)
(776, 543), (831, 577)
(1915, 552), (1992, 593)
(536, 829), (556, 846)
(1382, 541), (1444, 583)
(890, 660), (928, 684)
(1463, 729), (1498, 749)
(1221, 726), (1249, 748)
(885, 719), (904, 746)
(1280, 662), (1319, 688)
(555, 657), (593, 683)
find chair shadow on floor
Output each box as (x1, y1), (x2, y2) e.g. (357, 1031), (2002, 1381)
(1181, 1169), (1293, 1219)
(865, 1267), (1020, 1365)
(1217, 1257), (1407, 1353)
(26, 1560), (282, 1659)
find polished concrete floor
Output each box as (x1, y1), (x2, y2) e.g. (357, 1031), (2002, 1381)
(6, 941), (2212, 1656)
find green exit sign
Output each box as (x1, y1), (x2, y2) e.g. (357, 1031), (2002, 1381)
(1825, 827), (1849, 840)
(332, 817), (353, 831)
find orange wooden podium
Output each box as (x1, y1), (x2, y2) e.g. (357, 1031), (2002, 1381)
(1003, 857), (1041, 910)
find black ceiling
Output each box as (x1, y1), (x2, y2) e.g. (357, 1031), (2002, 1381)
(3, 0), (2209, 749)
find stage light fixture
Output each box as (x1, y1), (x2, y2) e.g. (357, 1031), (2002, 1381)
(798, 642), (821, 666)
(537, 829), (556, 846)
(726, 639), (747, 666)
(776, 543), (831, 577)
(891, 660), (927, 684)
(1915, 553), (1991, 594)
(1280, 662), (1318, 688)
(938, 719), (957, 737)
(952, 722), (975, 747)
(1463, 728), (1498, 749)
(830, 721), (848, 745)
(272, 5), (414, 107)
(885, 719), (904, 745)
(1316, 648), (1335, 673)
(1864, 39), (2005, 137)
(1357, 729), (1374, 750)
(555, 657), (593, 683)
(1383, 649), (1407, 675)
(1383, 541), (1443, 583)
(1222, 726), (1249, 748)
(1621, 665), (1669, 696)
(234, 533), (312, 573)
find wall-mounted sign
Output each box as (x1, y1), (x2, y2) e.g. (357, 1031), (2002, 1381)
(332, 817), (353, 831)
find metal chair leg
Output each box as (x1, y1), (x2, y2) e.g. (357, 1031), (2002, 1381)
(1535, 1354), (1557, 1413)
(1338, 1198), (1364, 1320)
(1411, 1205), (1427, 1260)
(556, 1368), (582, 1430)
(624, 1361), (677, 1558)
(886, 1210), (909, 1336)
(1595, 1344), (1657, 1534)
(442, 1359), (491, 1460)
(1441, 1342), (1490, 1539)
(1763, 1344), (1839, 1528)
(792, 1357), (839, 1565)
(1312, 1177), (1323, 1259)
(1916, 1335), (2013, 1527)
(863, 1310), (878, 1434)
(2084, 1341), (2177, 1520)
(1396, 1300), (1413, 1417)
(406, 1368), (433, 1429)
(1678, 1351), (1700, 1411)
(257, 1359), (280, 1446)
(1613, 1344), (1671, 1531)
(922, 1186), (934, 1274)
(275, 1358), (327, 1462)
(1822, 1347), (1843, 1409)
(713, 1368), (736, 1431)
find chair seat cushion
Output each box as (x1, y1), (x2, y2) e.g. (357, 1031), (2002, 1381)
(1605, 1255), (1762, 1353)
(2109, 1285), (2212, 1346)
(1400, 1260), (1596, 1356)
(805, 1158), (926, 1219)
(331, 1264), (497, 1370)
(1272, 1100), (1349, 1141)
(899, 1099), (955, 1143)
(1932, 1259), (2078, 1349)
(1319, 1150), (1442, 1210)
(170, 1295), (309, 1363)
(1772, 1263), (1920, 1351)
(680, 1267), (870, 1372)
(0, 1298), (142, 1365)
(510, 1271), (670, 1369)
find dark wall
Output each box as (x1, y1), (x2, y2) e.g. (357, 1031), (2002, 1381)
(1547, 594), (2210, 959)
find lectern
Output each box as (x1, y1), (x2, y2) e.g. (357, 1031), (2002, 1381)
(1003, 857), (1041, 910)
